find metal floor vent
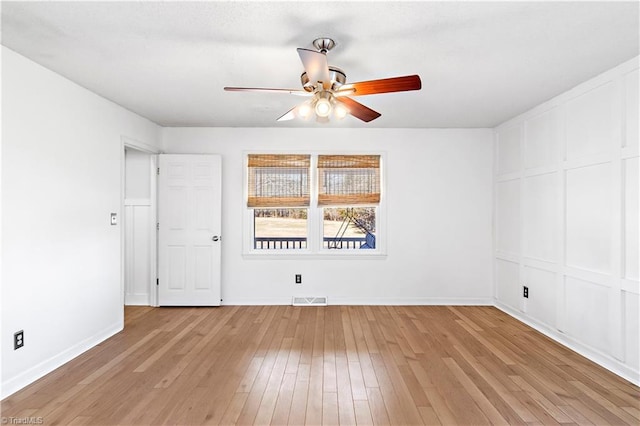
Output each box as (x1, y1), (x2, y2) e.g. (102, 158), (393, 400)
(292, 296), (328, 306)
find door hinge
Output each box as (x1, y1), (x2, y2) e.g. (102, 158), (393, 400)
(157, 167), (160, 175)
(156, 223), (159, 231)
(156, 278), (159, 286)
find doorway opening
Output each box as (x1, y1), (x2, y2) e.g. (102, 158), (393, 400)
(122, 138), (158, 307)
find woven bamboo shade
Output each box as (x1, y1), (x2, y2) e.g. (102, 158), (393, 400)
(247, 154), (311, 207)
(317, 155), (380, 205)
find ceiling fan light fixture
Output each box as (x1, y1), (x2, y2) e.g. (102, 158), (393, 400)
(314, 92), (332, 117)
(298, 102), (312, 118)
(334, 103), (349, 119)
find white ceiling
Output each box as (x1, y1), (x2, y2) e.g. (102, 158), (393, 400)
(1, 1), (638, 128)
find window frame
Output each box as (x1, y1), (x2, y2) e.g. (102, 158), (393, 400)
(243, 151), (387, 258)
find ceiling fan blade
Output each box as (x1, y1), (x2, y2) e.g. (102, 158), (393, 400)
(224, 87), (312, 96)
(276, 106), (297, 121)
(335, 75), (422, 96)
(297, 48), (330, 88)
(336, 97), (381, 122)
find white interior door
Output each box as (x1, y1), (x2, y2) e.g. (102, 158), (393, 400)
(158, 154), (221, 306)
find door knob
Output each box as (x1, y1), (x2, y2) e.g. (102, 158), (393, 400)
(212, 236), (220, 242)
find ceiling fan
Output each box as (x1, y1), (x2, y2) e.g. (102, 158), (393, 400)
(224, 38), (422, 123)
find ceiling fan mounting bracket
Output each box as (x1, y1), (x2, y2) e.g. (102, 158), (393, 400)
(313, 38), (335, 53)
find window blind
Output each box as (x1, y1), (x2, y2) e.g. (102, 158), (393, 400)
(317, 155), (380, 205)
(247, 154), (311, 207)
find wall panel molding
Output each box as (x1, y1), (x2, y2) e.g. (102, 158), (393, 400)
(494, 56), (640, 383)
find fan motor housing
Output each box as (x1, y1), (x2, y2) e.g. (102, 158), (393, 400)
(301, 66), (346, 92)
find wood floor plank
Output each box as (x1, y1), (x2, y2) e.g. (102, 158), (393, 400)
(368, 353), (405, 424)
(323, 391), (339, 426)
(1, 305), (638, 426)
(570, 379), (639, 424)
(288, 363), (311, 425)
(235, 356), (265, 393)
(353, 400), (374, 425)
(365, 387), (391, 426)
(336, 355), (357, 425)
(253, 337), (293, 425)
(219, 392), (249, 425)
(443, 357), (509, 424)
(510, 375), (573, 423)
(270, 372), (296, 425)
(348, 361), (368, 401)
(420, 383), (459, 425)
(306, 355), (325, 425)
(418, 406), (441, 425)
(451, 345), (535, 423)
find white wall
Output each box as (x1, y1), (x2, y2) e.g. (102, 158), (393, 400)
(1, 47), (161, 397)
(494, 56), (639, 385)
(162, 127), (494, 305)
(124, 148), (154, 305)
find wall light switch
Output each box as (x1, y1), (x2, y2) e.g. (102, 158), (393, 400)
(110, 213), (117, 225)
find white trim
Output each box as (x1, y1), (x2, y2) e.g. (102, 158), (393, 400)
(123, 294), (151, 305)
(121, 135), (160, 155)
(621, 279), (640, 295)
(220, 297), (493, 306)
(495, 302), (640, 386)
(124, 198), (152, 206)
(149, 155), (158, 307)
(0, 322), (122, 399)
(329, 297), (493, 306)
(222, 297), (293, 305)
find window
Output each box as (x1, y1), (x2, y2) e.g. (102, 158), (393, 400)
(318, 155), (380, 250)
(245, 153), (384, 255)
(247, 154), (310, 250)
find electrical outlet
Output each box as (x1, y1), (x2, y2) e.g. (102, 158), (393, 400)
(523, 286), (529, 298)
(14, 330), (24, 350)
(295, 274), (302, 284)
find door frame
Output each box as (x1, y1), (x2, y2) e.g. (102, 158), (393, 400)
(120, 136), (161, 307)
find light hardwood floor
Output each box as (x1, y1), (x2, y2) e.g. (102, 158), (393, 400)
(2, 306), (639, 425)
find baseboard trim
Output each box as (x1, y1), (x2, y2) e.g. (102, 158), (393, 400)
(221, 297), (493, 306)
(222, 297), (292, 305)
(494, 301), (640, 387)
(1, 321), (123, 399)
(124, 293), (151, 305)
(328, 297), (493, 305)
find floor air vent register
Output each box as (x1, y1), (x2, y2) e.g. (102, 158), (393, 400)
(292, 296), (328, 306)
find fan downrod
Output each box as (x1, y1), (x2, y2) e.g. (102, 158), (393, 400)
(313, 38), (335, 53)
